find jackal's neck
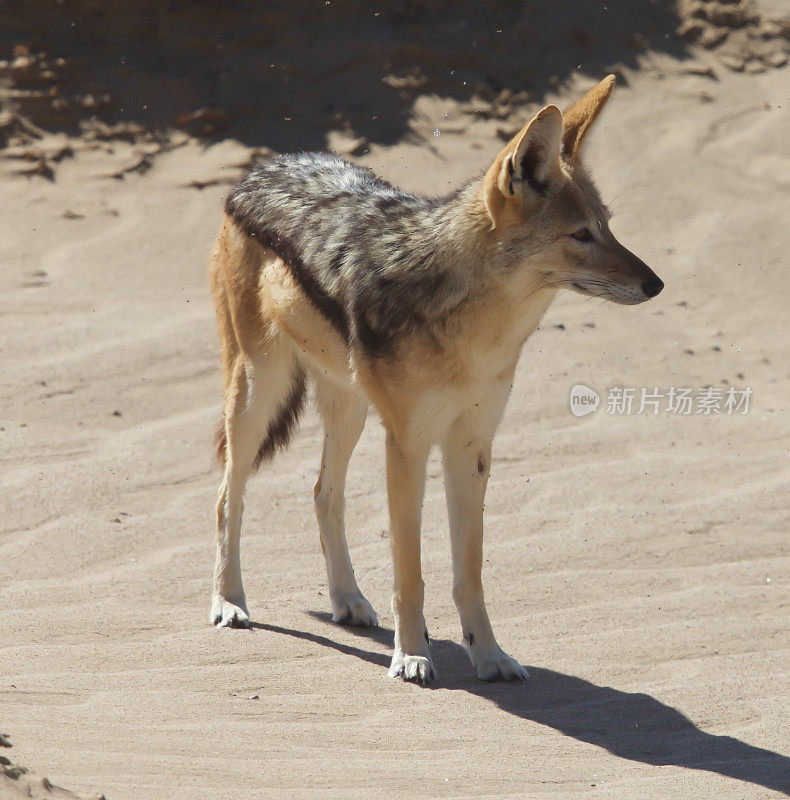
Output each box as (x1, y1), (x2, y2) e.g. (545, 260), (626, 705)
(414, 181), (494, 274)
(417, 178), (546, 281)
(424, 178), (559, 342)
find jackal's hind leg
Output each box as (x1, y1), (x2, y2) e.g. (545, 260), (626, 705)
(212, 345), (304, 628)
(314, 377), (377, 627)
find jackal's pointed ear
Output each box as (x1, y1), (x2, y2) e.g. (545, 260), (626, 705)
(562, 74), (615, 160)
(511, 105), (563, 194)
(482, 104), (563, 228)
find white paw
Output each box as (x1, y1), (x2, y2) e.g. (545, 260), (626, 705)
(470, 644), (528, 682)
(211, 595), (250, 628)
(388, 651), (435, 684)
(331, 592), (378, 627)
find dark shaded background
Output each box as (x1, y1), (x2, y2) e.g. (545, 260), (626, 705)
(0, 0), (691, 149)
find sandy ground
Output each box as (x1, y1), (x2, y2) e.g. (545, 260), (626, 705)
(1, 42), (788, 800)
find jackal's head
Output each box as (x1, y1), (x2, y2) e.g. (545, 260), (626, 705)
(480, 75), (663, 304)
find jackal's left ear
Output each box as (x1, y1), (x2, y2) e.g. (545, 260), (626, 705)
(482, 104), (563, 228)
(562, 74), (616, 160)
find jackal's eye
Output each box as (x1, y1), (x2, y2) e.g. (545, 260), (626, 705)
(570, 227), (594, 243)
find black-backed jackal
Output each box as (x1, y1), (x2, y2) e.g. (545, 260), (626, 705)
(209, 76), (663, 684)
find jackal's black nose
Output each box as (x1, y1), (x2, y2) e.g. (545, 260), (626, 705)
(642, 277), (664, 298)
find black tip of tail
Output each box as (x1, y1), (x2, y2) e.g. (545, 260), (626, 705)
(213, 364), (308, 472)
(252, 364), (308, 471)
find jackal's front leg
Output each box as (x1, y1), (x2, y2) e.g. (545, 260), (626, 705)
(384, 431), (433, 684)
(441, 400), (528, 682)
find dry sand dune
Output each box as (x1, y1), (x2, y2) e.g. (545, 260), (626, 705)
(1, 17), (789, 800)
(2, 740), (103, 800)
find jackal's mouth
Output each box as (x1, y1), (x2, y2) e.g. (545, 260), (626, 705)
(567, 277), (652, 305)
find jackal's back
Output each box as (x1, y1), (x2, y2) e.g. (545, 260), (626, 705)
(224, 153), (482, 356)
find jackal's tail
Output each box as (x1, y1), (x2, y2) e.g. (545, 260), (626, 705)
(252, 363), (307, 470)
(210, 213), (308, 473)
(214, 359), (308, 473)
